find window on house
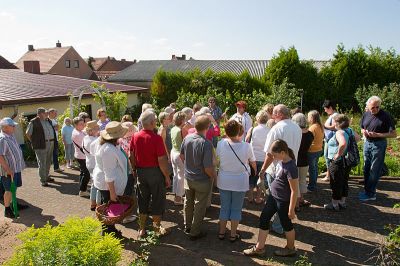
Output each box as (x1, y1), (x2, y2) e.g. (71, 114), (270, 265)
(65, 60), (70, 68)
(74, 60), (79, 68)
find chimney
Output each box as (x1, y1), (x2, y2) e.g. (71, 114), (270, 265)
(121, 58), (126, 62)
(23, 61), (40, 74)
(172, 54), (176, 60)
(56, 40), (61, 48)
(182, 54), (186, 60)
(133, 59), (137, 63)
(28, 45), (34, 51)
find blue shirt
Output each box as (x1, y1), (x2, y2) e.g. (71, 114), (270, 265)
(0, 132), (25, 175)
(327, 128), (352, 160)
(361, 109), (394, 142)
(61, 125), (74, 144)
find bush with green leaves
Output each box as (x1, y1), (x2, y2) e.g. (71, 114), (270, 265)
(355, 83), (400, 121)
(92, 83), (128, 121)
(5, 217), (123, 266)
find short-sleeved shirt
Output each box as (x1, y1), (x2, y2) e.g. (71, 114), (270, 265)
(308, 124), (324, 152)
(0, 132), (25, 176)
(180, 133), (214, 182)
(361, 110), (395, 142)
(130, 129), (166, 168)
(51, 119), (59, 138)
(216, 139), (256, 192)
(297, 131), (314, 167)
(210, 105), (223, 122)
(61, 125), (74, 144)
(230, 112), (253, 141)
(97, 119), (110, 131)
(171, 126), (183, 152)
(270, 159), (298, 202)
(250, 124), (270, 162)
(324, 112), (338, 140)
(71, 129), (86, 160)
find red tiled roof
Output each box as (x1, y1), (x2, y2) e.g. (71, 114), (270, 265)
(0, 69), (149, 106)
(88, 57), (135, 71)
(0, 55), (18, 69)
(14, 47), (71, 72)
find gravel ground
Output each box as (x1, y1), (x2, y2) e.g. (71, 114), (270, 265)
(0, 166), (399, 265)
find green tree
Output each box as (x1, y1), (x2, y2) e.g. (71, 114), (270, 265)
(92, 83), (128, 121)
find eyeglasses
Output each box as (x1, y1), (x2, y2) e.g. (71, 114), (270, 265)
(209, 101), (215, 103)
(370, 106), (380, 110)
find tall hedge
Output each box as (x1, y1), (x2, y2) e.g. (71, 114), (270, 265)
(149, 44), (400, 115)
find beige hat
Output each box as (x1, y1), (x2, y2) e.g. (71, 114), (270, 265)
(84, 120), (99, 132)
(100, 121), (129, 140)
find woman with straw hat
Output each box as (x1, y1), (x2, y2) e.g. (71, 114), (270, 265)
(92, 121), (129, 237)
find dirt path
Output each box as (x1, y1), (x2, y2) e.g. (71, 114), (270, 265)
(1, 166), (399, 265)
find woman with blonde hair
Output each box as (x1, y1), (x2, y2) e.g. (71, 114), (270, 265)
(307, 110), (324, 192)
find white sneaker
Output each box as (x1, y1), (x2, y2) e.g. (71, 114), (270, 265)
(122, 215), (137, 224)
(79, 191), (90, 197)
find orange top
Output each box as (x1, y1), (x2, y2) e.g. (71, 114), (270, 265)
(308, 124), (324, 152)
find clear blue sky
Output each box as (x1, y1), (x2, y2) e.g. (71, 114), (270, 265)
(1, 0), (399, 62)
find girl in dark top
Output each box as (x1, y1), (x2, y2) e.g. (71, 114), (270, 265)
(244, 139), (299, 257)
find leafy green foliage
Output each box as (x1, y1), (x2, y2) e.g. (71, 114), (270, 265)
(5, 217), (123, 266)
(92, 83), (128, 121)
(151, 68), (269, 112)
(355, 83), (400, 121)
(266, 78), (300, 109)
(294, 253), (312, 266)
(321, 44), (400, 111)
(130, 231), (160, 266)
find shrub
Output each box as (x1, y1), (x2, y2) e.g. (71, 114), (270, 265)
(355, 83), (400, 121)
(5, 217), (123, 266)
(92, 83), (128, 121)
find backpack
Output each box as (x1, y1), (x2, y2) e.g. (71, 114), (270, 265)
(343, 129), (360, 168)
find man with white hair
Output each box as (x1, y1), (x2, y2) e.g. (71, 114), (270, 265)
(258, 104), (302, 234)
(129, 110), (171, 238)
(0, 117), (26, 218)
(359, 96), (397, 201)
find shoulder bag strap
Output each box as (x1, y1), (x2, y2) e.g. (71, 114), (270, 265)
(227, 141), (250, 175)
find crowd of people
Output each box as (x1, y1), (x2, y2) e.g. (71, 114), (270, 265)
(0, 95), (397, 257)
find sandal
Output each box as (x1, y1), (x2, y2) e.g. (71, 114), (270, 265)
(218, 233), (225, 240)
(243, 245), (266, 256)
(299, 200), (311, 207)
(229, 233), (241, 243)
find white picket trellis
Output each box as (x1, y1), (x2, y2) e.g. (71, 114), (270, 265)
(69, 85), (106, 118)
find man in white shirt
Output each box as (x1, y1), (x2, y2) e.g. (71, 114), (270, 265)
(259, 104), (302, 234)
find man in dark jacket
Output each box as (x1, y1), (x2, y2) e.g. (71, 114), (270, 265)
(26, 108), (56, 186)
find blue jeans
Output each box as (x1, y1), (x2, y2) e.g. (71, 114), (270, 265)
(363, 139), (387, 197)
(219, 189), (246, 221)
(307, 150), (323, 191)
(266, 173), (283, 233)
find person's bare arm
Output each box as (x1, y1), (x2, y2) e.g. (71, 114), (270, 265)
(129, 153), (136, 171)
(204, 166), (217, 180)
(106, 181), (117, 202)
(333, 131), (347, 160)
(324, 119), (335, 130)
(0, 156), (13, 178)
(367, 129), (397, 139)
(245, 127), (253, 143)
(249, 160), (257, 174)
(259, 153), (274, 178)
(158, 155), (171, 188)
(288, 178), (299, 220)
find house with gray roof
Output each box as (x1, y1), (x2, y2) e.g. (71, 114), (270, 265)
(108, 58), (329, 88)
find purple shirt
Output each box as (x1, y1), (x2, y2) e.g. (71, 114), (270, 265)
(270, 159), (298, 202)
(97, 119), (110, 131)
